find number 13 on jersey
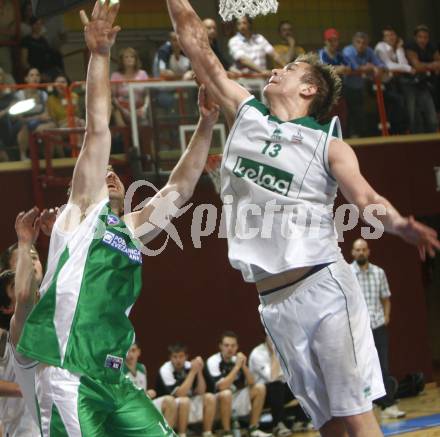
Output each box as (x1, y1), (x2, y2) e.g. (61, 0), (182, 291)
(262, 141), (282, 158)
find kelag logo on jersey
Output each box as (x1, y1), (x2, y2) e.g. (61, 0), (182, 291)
(233, 156), (293, 196)
(102, 231), (142, 264)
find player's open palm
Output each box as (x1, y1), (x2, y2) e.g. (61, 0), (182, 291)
(198, 85), (220, 126)
(80, 0), (121, 55)
(15, 207), (40, 246)
(397, 216), (440, 261)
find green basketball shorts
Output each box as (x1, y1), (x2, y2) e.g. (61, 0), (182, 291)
(35, 364), (176, 437)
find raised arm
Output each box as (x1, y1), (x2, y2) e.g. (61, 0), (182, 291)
(329, 139), (440, 260)
(69, 0), (121, 212)
(9, 208), (40, 348)
(167, 0), (249, 124)
(125, 86), (218, 242)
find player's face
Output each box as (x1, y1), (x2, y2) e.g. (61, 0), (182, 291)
(352, 241), (370, 265)
(220, 337), (238, 360)
(279, 23), (293, 40)
(126, 345), (140, 364)
(122, 51), (137, 69)
(265, 62), (314, 102)
(353, 37), (368, 54)
(237, 17), (251, 35)
(30, 250), (43, 285)
(203, 19), (217, 41)
(415, 31), (429, 49)
(170, 351), (187, 370)
(383, 30), (397, 47)
(106, 170), (125, 203)
(25, 68), (41, 84)
(326, 37), (339, 51)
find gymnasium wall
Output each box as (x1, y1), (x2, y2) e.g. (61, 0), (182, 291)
(0, 135), (439, 383)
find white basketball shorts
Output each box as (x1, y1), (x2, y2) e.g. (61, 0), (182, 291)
(259, 258), (385, 429)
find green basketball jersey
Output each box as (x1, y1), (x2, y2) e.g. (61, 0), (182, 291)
(17, 198), (142, 384)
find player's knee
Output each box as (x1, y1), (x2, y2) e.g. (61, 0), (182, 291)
(178, 396), (191, 408)
(163, 395), (177, 410)
(253, 383), (266, 397)
(203, 392), (216, 406)
(218, 389), (233, 403)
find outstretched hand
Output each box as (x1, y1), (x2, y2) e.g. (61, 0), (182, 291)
(15, 208), (40, 247)
(40, 208), (58, 237)
(397, 216), (440, 261)
(80, 0), (121, 55)
(198, 84), (219, 126)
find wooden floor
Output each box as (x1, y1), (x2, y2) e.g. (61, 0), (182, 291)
(300, 385), (440, 436)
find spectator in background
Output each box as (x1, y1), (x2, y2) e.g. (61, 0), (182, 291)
(20, 17), (64, 82)
(273, 21), (305, 67)
(153, 31), (192, 80)
(16, 67), (55, 160)
(123, 343), (177, 429)
(203, 18), (232, 71)
(319, 28), (351, 75)
(0, 68), (20, 162)
(375, 26), (414, 134)
(249, 337), (312, 435)
(351, 239), (406, 420)
(111, 47), (150, 127)
(405, 25), (440, 133)
(343, 32), (385, 137)
(206, 331), (269, 437)
(228, 16), (283, 74)
(157, 343), (216, 437)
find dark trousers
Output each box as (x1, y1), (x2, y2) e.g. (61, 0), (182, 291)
(373, 325), (396, 408)
(265, 381), (308, 425)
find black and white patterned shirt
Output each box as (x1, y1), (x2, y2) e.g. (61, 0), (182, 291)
(351, 261), (391, 329)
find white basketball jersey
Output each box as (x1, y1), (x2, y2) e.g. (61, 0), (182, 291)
(221, 96), (342, 282)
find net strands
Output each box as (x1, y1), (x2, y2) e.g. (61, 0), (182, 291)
(219, 0), (279, 21)
(205, 154), (223, 193)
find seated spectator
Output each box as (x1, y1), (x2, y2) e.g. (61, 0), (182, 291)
(0, 68), (21, 161)
(249, 337), (312, 435)
(111, 47), (150, 127)
(375, 26), (415, 134)
(203, 18), (232, 71)
(206, 331), (269, 437)
(319, 28), (351, 75)
(343, 32), (386, 137)
(20, 17), (64, 81)
(404, 25), (440, 133)
(123, 343), (177, 429)
(273, 21), (305, 67)
(156, 343), (216, 437)
(228, 16), (283, 74)
(16, 67), (55, 160)
(47, 74), (82, 128)
(153, 32), (192, 80)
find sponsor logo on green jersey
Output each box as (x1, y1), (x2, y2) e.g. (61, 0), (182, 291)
(233, 156), (293, 196)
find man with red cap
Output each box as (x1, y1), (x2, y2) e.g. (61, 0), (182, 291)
(318, 28), (351, 75)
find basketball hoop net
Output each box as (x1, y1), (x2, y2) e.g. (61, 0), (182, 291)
(205, 154), (223, 193)
(219, 0), (279, 21)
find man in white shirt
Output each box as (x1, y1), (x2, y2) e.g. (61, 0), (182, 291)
(228, 16), (283, 74)
(375, 25), (415, 134)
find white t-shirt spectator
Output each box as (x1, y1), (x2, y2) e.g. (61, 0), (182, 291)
(249, 343), (285, 385)
(228, 33), (274, 72)
(374, 41), (412, 73)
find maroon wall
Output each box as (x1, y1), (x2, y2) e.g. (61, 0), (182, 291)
(0, 138), (439, 383)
